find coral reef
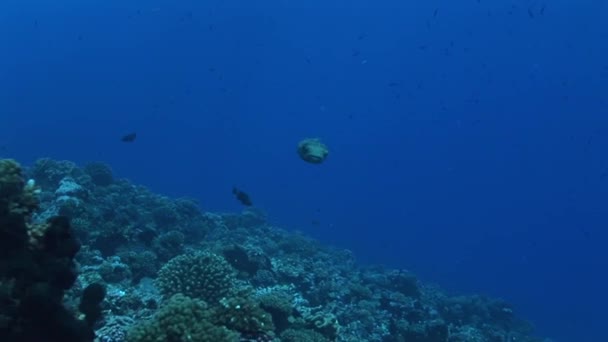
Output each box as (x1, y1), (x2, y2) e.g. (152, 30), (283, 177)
(14, 158), (546, 342)
(0, 159), (105, 342)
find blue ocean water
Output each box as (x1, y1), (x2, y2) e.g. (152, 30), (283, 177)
(1, 0), (606, 340)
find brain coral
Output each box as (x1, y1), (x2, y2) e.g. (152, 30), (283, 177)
(156, 251), (236, 304)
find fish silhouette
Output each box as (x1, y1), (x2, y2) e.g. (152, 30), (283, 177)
(121, 133), (137, 142)
(232, 187), (253, 206)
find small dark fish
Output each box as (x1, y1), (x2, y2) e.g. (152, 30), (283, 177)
(233, 187), (253, 206)
(433, 8), (438, 17)
(528, 7), (535, 18)
(121, 132), (137, 142)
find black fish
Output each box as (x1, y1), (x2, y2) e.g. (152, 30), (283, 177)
(121, 132), (137, 142)
(232, 187), (253, 206)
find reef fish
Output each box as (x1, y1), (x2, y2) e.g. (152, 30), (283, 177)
(121, 132), (137, 142)
(232, 187), (253, 206)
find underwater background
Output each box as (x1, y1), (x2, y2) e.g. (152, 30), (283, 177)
(1, 0), (606, 341)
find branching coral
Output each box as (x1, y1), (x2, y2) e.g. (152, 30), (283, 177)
(126, 294), (239, 342)
(156, 251), (236, 304)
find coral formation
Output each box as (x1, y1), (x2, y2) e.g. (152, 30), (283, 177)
(29, 158), (80, 190)
(280, 328), (331, 342)
(0, 159), (40, 217)
(214, 292), (274, 335)
(222, 244), (271, 277)
(0, 159), (105, 342)
(11, 158), (546, 342)
(257, 288), (294, 332)
(83, 162), (114, 187)
(126, 294), (238, 342)
(156, 251), (236, 304)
